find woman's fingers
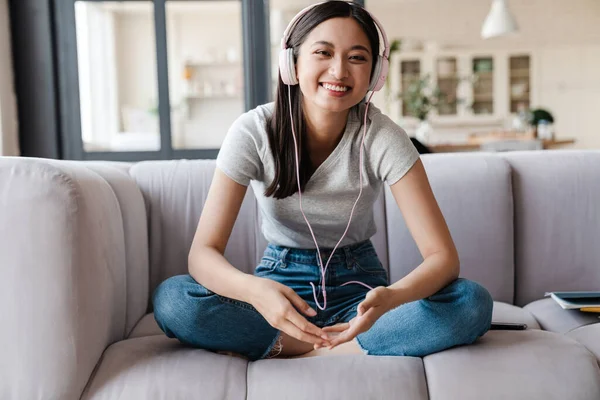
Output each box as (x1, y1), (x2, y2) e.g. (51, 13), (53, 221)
(327, 326), (358, 348)
(322, 323), (350, 332)
(279, 320), (328, 346)
(283, 287), (318, 317)
(286, 308), (330, 342)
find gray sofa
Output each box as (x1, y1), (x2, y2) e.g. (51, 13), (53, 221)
(1, 150), (599, 400)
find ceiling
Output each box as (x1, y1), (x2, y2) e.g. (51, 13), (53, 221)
(90, 0), (600, 48)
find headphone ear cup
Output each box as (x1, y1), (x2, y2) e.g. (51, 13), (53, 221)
(279, 48), (298, 85)
(369, 55), (389, 92)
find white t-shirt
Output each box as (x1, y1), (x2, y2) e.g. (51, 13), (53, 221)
(216, 102), (420, 249)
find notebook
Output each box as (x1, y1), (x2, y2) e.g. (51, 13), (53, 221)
(545, 291), (600, 311)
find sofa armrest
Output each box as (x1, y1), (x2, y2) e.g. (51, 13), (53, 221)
(0, 158), (127, 399)
(524, 298), (600, 334)
(567, 323), (600, 361)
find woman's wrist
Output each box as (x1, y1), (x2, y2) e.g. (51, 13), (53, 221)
(240, 274), (263, 305)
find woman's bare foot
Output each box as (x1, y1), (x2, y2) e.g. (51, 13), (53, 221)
(289, 338), (364, 359)
(215, 335), (363, 360)
(273, 331), (317, 358)
(215, 332), (321, 360)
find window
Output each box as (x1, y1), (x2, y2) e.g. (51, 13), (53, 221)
(55, 0), (269, 160)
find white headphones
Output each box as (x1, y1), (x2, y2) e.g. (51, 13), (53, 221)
(278, 1), (390, 92)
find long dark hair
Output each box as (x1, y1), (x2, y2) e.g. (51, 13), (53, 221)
(264, 1), (380, 199)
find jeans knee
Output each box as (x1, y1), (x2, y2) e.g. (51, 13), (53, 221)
(152, 275), (190, 333)
(455, 279), (493, 337)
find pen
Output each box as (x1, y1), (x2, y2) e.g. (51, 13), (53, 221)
(579, 307), (600, 313)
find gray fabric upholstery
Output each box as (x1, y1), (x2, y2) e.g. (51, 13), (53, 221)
(524, 298), (600, 334)
(567, 324), (600, 360)
(424, 330), (600, 400)
(80, 336), (248, 400)
(502, 150), (600, 306)
(129, 160), (259, 302)
(80, 162), (150, 336)
(385, 153), (515, 303)
(0, 158), (128, 400)
(247, 355), (428, 400)
(128, 313), (163, 339)
(3, 151), (600, 399)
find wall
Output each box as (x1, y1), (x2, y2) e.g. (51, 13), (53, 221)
(366, 0), (600, 149)
(0, 0), (19, 156)
(534, 45), (600, 149)
(368, 0), (600, 49)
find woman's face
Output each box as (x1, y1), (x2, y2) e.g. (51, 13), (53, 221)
(295, 17), (373, 114)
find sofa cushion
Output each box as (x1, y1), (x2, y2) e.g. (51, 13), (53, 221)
(501, 150), (600, 306)
(385, 153), (515, 303)
(424, 330), (600, 400)
(567, 323), (600, 360)
(81, 336), (248, 400)
(492, 301), (540, 329)
(247, 355), (428, 400)
(525, 298), (600, 334)
(81, 162), (150, 336)
(129, 160), (259, 299)
(128, 313), (163, 339)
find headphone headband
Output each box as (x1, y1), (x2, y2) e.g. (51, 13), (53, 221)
(280, 2), (389, 60)
(278, 1), (389, 92)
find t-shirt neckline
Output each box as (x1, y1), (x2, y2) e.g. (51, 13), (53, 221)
(305, 108), (360, 187)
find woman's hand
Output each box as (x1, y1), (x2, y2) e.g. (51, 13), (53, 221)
(249, 277), (331, 347)
(319, 286), (394, 350)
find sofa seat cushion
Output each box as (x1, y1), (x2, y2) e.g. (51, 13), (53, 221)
(492, 301), (541, 329)
(81, 336), (248, 400)
(567, 323), (600, 360)
(424, 330), (600, 400)
(128, 313), (163, 339)
(247, 355), (428, 400)
(525, 298), (600, 334)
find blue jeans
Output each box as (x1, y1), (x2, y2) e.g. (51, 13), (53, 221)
(153, 239), (493, 361)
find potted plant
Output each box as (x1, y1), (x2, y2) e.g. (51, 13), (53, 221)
(528, 108), (554, 138)
(398, 74), (447, 143)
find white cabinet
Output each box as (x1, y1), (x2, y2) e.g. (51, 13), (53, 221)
(390, 49), (534, 132)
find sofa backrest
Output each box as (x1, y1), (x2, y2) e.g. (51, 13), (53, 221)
(502, 151), (600, 306)
(385, 153), (515, 304)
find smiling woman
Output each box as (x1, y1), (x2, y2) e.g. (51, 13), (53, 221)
(0, 0), (19, 157)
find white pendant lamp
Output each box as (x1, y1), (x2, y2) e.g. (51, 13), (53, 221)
(481, 0), (519, 39)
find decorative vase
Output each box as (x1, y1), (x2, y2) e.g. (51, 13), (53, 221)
(415, 120), (433, 143)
